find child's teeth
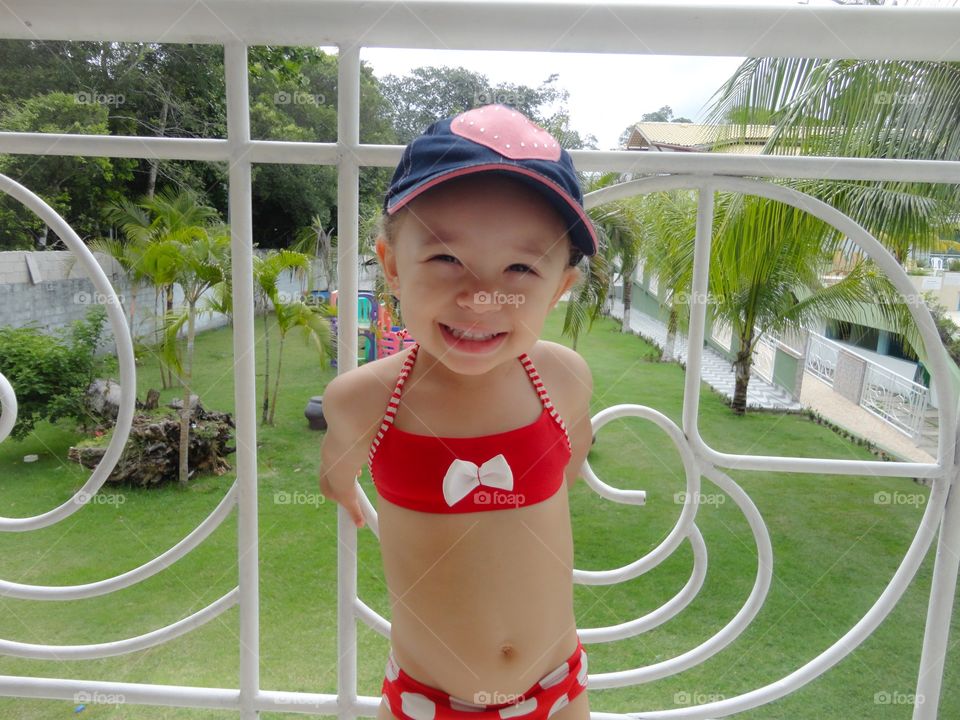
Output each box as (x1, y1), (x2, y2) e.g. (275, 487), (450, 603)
(448, 325), (497, 341)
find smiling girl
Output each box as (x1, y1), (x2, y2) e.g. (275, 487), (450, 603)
(320, 104), (597, 720)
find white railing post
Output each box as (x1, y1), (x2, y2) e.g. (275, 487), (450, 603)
(335, 43), (361, 720)
(224, 41), (261, 720)
(681, 181), (716, 437)
(913, 426), (960, 720)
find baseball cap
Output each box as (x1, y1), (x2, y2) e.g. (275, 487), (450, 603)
(384, 104), (598, 257)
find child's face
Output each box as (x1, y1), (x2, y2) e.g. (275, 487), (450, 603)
(377, 174), (581, 375)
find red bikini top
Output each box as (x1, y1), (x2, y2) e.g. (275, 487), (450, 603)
(367, 343), (572, 513)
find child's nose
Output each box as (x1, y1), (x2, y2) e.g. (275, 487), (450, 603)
(457, 287), (504, 313)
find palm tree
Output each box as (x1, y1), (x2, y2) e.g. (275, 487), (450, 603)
(103, 188), (221, 388)
(267, 298), (335, 426)
(641, 191), (698, 362)
(704, 56), (960, 262)
(563, 173), (647, 350)
(699, 48), (960, 407)
(149, 225), (231, 486)
(292, 215), (336, 293)
(712, 192), (912, 414)
(253, 249), (310, 425)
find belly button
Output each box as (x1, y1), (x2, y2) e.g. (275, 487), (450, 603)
(500, 643), (515, 658)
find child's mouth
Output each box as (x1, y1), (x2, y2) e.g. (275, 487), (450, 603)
(439, 323), (508, 353)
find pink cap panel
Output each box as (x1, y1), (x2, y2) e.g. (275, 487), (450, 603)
(451, 104), (561, 161)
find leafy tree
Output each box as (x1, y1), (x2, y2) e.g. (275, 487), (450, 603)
(248, 49), (395, 246)
(0, 92), (135, 249)
(380, 66), (595, 148)
(642, 105), (692, 123)
(924, 294), (960, 367)
(0, 307), (107, 440)
(0, 42), (397, 250)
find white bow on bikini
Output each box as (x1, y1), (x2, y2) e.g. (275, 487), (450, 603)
(442, 454), (514, 506)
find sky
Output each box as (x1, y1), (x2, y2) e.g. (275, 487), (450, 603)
(360, 0), (841, 149)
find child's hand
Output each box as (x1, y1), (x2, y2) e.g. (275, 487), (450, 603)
(320, 471), (365, 529)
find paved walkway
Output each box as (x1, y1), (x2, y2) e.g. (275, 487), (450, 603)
(607, 300), (936, 464)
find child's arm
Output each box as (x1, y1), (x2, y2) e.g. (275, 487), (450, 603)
(543, 343), (593, 488)
(318, 371), (370, 528)
(563, 352), (594, 488)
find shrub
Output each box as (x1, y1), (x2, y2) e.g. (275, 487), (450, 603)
(0, 307), (107, 440)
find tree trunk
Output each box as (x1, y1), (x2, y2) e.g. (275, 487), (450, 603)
(663, 309), (677, 362)
(268, 333), (285, 426)
(731, 348), (752, 416)
(620, 270), (634, 334)
(126, 275), (137, 339)
(164, 284), (176, 388)
(178, 301), (197, 486)
(261, 307), (271, 425)
(146, 98), (169, 201)
(153, 287), (169, 389)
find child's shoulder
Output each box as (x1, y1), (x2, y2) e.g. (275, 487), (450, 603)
(321, 350), (409, 430)
(526, 340), (593, 415)
(529, 340), (591, 387)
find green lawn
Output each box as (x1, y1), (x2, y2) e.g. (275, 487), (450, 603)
(0, 305), (957, 719)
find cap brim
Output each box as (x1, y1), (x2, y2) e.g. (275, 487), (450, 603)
(386, 163), (598, 257)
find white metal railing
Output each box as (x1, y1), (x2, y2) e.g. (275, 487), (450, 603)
(0, 3), (958, 720)
(806, 330), (930, 438)
(861, 357), (930, 439)
(806, 331), (841, 386)
(752, 334), (777, 385)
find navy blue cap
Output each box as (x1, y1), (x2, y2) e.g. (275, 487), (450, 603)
(384, 104), (598, 257)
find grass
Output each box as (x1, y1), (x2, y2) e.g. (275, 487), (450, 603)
(0, 305), (957, 719)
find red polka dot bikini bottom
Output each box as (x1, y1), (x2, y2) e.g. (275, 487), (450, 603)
(381, 636), (588, 720)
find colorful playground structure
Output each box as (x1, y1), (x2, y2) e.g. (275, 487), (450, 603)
(307, 289), (415, 366)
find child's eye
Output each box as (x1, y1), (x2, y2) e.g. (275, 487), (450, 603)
(509, 263), (535, 274)
(430, 255), (460, 264)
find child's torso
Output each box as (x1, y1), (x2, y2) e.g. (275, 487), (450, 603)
(362, 343), (580, 701)
(368, 342), (572, 513)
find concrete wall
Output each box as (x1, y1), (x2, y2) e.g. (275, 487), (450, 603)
(834, 347), (868, 404)
(0, 250), (325, 352)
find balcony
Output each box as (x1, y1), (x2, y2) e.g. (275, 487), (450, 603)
(0, 2), (959, 719)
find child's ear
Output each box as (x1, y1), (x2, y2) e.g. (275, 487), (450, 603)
(549, 266), (582, 309)
(376, 235), (400, 295)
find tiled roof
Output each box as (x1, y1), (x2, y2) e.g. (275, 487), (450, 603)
(626, 122), (779, 152)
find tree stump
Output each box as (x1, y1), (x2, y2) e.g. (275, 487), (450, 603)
(69, 399), (235, 487)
